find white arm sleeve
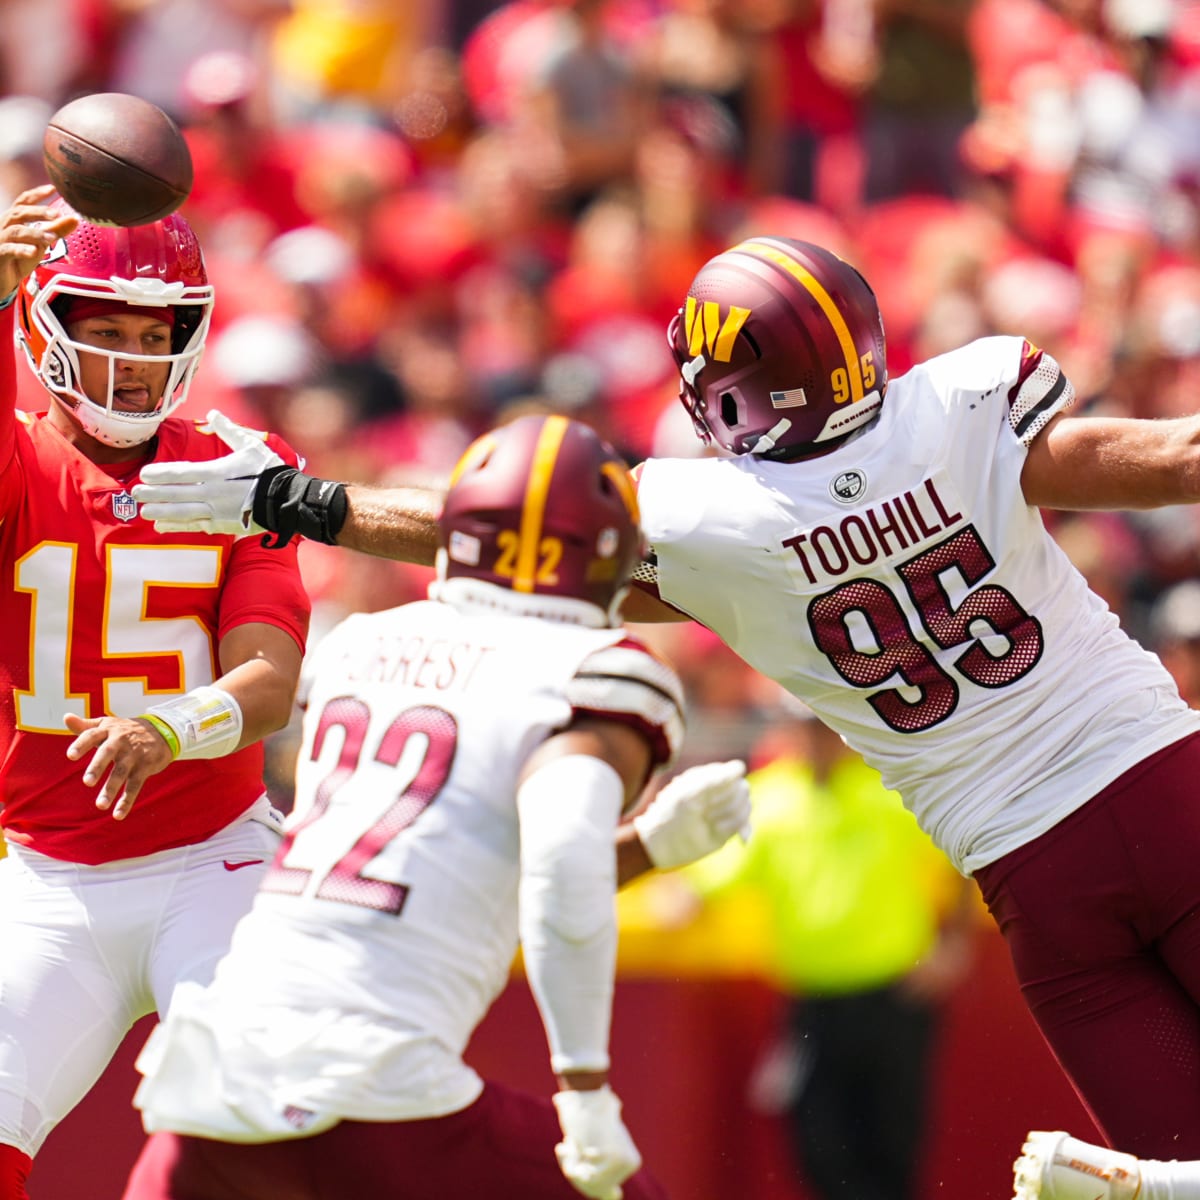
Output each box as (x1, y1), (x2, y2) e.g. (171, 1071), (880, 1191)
(517, 754), (623, 1076)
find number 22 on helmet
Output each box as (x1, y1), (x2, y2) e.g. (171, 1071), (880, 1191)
(436, 414), (643, 626)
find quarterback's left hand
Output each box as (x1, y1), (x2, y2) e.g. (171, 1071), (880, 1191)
(632, 759), (752, 869)
(133, 410), (283, 536)
(64, 712), (177, 821)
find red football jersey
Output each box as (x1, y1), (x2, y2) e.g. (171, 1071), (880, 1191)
(0, 310), (311, 863)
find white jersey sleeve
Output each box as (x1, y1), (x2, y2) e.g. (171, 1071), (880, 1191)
(566, 639), (685, 768)
(1004, 338), (1074, 444)
(636, 336), (1200, 876)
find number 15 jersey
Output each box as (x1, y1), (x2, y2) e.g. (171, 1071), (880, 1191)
(635, 335), (1200, 875)
(0, 310), (311, 864)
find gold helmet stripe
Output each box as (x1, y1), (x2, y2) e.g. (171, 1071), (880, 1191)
(731, 239), (865, 402)
(448, 430), (496, 488)
(515, 414), (570, 592)
(600, 460), (640, 524)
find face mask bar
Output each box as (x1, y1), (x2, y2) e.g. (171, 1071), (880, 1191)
(21, 276), (213, 447)
(667, 311), (715, 445)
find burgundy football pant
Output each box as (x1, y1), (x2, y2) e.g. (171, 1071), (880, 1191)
(975, 731), (1200, 1158)
(121, 1081), (669, 1200)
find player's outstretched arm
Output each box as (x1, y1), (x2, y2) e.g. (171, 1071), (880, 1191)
(333, 481), (442, 566)
(1022, 411), (1200, 511)
(134, 409), (443, 565)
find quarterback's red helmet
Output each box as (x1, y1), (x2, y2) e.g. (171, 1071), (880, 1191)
(667, 236), (887, 458)
(16, 198), (213, 447)
(439, 414), (642, 617)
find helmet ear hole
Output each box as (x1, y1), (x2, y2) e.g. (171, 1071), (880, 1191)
(720, 392), (740, 428)
(171, 305), (204, 355)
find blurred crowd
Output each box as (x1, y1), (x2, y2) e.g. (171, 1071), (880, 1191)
(3, 0), (1200, 770)
(6, 7), (1196, 1192)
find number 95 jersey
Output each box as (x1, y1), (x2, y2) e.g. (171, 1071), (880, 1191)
(635, 335), (1200, 876)
(196, 592), (683, 1124)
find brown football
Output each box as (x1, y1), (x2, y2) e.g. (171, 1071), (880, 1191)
(42, 92), (193, 227)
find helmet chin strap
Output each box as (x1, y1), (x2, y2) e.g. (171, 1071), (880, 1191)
(751, 418), (792, 454)
(58, 394), (160, 449)
(66, 355), (167, 447)
(76, 405), (162, 448)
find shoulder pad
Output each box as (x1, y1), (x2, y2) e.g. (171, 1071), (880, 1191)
(566, 637), (685, 768)
(1008, 340), (1075, 446)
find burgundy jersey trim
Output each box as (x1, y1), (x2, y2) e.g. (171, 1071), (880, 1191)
(1007, 341), (1075, 446)
(574, 669), (681, 712)
(570, 705), (676, 773)
(564, 640), (686, 768)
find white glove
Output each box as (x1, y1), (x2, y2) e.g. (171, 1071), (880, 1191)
(552, 1086), (642, 1200)
(132, 410), (284, 536)
(632, 759), (752, 869)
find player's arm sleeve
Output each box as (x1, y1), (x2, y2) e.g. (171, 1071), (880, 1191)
(219, 535), (311, 654)
(517, 753), (624, 1075)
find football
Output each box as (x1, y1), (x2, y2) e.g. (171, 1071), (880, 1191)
(42, 92), (194, 227)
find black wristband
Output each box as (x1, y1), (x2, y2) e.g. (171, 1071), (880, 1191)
(252, 465), (349, 549)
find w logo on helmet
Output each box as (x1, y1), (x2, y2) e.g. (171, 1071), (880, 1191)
(683, 297), (751, 363)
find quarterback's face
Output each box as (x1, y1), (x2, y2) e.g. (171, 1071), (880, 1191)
(68, 313), (173, 411)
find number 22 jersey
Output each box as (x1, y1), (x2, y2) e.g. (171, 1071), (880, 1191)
(143, 588), (685, 1131)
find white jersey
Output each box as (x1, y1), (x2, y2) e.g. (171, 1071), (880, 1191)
(135, 591), (684, 1137)
(636, 335), (1200, 875)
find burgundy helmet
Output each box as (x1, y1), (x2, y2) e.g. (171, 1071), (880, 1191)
(16, 198), (213, 447)
(667, 236), (887, 458)
(439, 414), (642, 615)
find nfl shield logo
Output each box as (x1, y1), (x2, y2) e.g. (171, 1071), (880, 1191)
(112, 490), (138, 522)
